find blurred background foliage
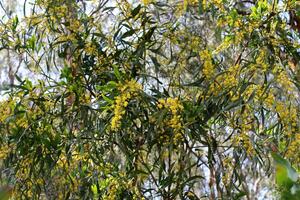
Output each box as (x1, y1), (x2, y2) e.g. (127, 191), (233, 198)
(0, 0), (300, 199)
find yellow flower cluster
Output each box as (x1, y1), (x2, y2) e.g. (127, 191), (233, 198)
(183, 0), (199, 10)
(233, 128), (254, 155)
(111, 80), (142, 131)
(210, 0), (224, 10)
(68, 19), (81, 31)
(111, 95), (129, 130)
(256, 50), (268, 72)
(199, 50), (214, 79)
(26, 14), (44, 26)
(57, 34), (76, 42)
(46, 5), (68, 20)
(275, 102), (297, 133)
(221, 156), (234, 186)
(157, 97), (184, 144)
(238, 133), (253, 154)
(103, 177), (119, 200)
(252, 86), (274, 107)
(286, 134), (300, 166)
(15, 157), (32, 180)
(85, 42), (97, 55)
(53, 146), (96, 197)
(233, 110), (254, 155)
(99, 173), (144, 200)
(209, 64), (239, 98)
(276, 70), (293, 92)
(0, 100), (13, 123)
(142, 0), (152, 5)
(213, 37), (232, 54)
(0, 145), (13, 159)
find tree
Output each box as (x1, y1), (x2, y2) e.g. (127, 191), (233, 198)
(0, 0), (299, 199)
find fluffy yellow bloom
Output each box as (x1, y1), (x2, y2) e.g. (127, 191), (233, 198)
(111, 80), (142, 131)
(183, 0), (199, 10)
(256, 50), (268, 72)
(142, 0), (151, 5)
(286, 134), (300, 165)
(85, 42), (97, 55)
(157, 97), (184, 145)
(0, 144), (14, 159)
(199, 50), (214, 79)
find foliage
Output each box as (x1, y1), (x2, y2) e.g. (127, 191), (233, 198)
(272, 153), (300, 200)
(0, 0), (300, 199)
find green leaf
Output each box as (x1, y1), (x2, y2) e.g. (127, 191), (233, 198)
(198, 0), (203, 14)
(113, 65), (122, 81)
(102, 94), (114, 104)
(24, 78), (33, 91)
(149, 55), (161, 71)
(91, 184), (98, 196)
(233, 191), (247, 200)
(131, 4), (141, 18)
(27, 35), (36, 51)
(144, 27), (156, 41)
(12, 16), (19, 32)
(121, 29), (136, 39)
(271, 153), (298, 187)
(0, 188), (11, 200)
(222, 98), (243, 112)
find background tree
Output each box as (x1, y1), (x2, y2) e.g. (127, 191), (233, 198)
(0, 0), (300, 199)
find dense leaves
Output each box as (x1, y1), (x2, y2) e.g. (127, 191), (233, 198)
(0, 0), (300, 199)
(272, 153), (300, 199)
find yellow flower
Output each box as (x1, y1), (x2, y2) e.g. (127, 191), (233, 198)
(85, 42), (97, 55)
(199, 50), (214, 79)
(111, 80), (142, 131)
(142, 0), (151, 5)
(157, 97), (184, 145)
